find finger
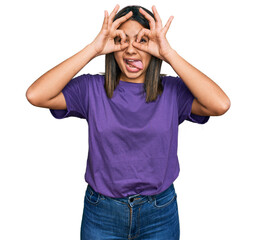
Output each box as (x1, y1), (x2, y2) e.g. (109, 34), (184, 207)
(115, 30), (127, 45)
(163, 16), (174, 35)
(112, 11), (133, 30)
(101, 10), (109, 30)
(120, 42), (129, 50)
(136, 28), (151, 43)
(152, 5), (162, 28)
(113, 40), (129, 52)
(108, 4), (120, 27)
(114, 44), (127, 52)
(139, 7), (156, 30)
(132, 41), (148, 52)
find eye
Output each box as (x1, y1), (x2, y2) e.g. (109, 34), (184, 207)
(114, 37), (121, 44)
(140, 38), (147, 43)
(114, 37), (128, 44)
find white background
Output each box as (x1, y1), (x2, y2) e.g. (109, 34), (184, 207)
(1, 0), (255, 239)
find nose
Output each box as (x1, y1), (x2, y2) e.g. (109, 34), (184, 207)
(125, 39), (137, 54)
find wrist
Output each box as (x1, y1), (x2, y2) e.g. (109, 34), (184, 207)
(87, 42), (100, 58)
(163, 47), (177, 63)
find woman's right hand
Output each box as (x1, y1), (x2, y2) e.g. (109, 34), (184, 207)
(90, 4), (133, 57)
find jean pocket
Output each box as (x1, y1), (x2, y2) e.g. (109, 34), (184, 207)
(85, 185), (105, 206)
(152, 184), (177, 209)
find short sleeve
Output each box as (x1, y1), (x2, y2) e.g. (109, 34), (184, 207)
(176, 76), (210, 125)
(49, 74), (89, 119)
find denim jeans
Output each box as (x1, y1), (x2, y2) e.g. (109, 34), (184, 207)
(80, 183), (180, 240)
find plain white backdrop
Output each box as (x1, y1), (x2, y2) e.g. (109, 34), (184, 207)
(1, 0), (255, 239)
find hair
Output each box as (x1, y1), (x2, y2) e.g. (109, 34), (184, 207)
(103, 5), (167, 103)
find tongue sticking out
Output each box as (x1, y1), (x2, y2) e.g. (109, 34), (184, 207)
(127, 60), (143, 70)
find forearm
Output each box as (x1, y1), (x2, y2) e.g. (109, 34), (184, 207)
(26, 43), (97, 105)
(165, 48), (231, 113)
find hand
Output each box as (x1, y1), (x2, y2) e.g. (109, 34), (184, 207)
(132, 6), (174, 61)
(90, 4), (133, 56)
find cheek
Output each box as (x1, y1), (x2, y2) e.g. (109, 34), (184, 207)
(144, 55), (152, 68)
(114, 53), (122, 65)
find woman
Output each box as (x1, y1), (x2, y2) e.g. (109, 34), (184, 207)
(26, 4), (231, 240)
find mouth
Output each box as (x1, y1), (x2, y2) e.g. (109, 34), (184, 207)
(124, 58), (144, 72)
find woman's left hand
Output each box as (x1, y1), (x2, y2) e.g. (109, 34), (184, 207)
(132, 6), (174, 62)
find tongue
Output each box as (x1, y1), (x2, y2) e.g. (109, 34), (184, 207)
(128, 60), (143, 70)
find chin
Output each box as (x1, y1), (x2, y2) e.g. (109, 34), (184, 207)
(122, 71), (145, 80)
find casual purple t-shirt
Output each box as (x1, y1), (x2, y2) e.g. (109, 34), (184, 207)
(50, 73), (210, 198)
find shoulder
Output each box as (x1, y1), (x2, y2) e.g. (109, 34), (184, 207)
(73, 73), (105, 88)
(160, 74), (180, 89)
(78, 73), (104, 82)
(88, 73), (105, 88)
(80, 73), (105, 98)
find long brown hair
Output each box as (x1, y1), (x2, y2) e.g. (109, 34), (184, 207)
(103, 5), (166, 103)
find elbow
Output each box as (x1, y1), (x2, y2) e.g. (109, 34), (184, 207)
(26, 88), (34, 105)
(26, 88), (41, 106)
(216, 97), (231, 116)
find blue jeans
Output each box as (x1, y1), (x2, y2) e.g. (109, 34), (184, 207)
(80, 183), (180, 240)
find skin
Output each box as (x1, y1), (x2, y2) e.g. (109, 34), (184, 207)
(131, 6), (231, 116)
(113, 20), (152, 83)
(94, 4), (230, 116)
(27, 4), (230, 116)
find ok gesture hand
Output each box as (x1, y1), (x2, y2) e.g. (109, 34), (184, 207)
(91, 4), (133, 56)
(132, 6), (174, 61)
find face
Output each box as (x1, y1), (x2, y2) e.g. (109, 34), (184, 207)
(113, 20), (152, 83)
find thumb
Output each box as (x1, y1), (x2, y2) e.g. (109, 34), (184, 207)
(132, 41), (148, 53)
(113, 42), (129, 52)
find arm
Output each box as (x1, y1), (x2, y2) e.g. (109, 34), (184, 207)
(133, 6), (231, 116)
(26, 44), (97, 107)
(26, 4), (132, 108)
(165, 48), (230, 116)
(164, 48), (231, 116)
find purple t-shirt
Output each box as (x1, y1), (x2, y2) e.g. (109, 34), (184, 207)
(50, 73), (210, 198)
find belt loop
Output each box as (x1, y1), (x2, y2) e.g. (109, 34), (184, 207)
(147, 195), (155, 203)
(128, 193), (140, 201)
(100, 193), (106, 200)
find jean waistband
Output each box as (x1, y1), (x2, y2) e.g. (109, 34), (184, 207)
(87, 183), (175, 206)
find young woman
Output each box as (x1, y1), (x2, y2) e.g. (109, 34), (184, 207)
(26, 4), (230, 240)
